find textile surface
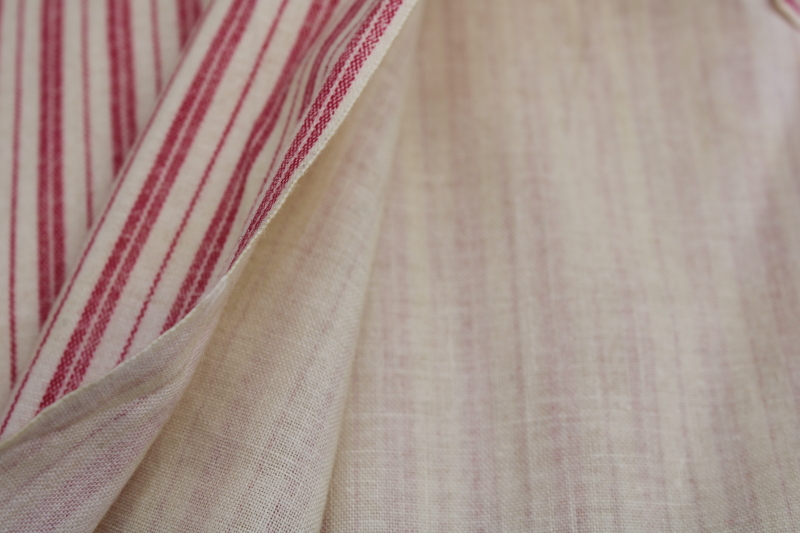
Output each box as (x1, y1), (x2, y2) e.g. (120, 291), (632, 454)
(1, 0), (800, 531)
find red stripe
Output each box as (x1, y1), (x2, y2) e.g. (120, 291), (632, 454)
(37, 0), (66, 327)
(236, 0), (400, 258)
(785, 0), (800, 15)
(107, 0), (138, 177)
(191, 0), (203, 33)
(7, 1), (26, 387)
(36, 0), (259, 411)
(37, 3), (53, 327)
(107, 0), (122, 174)
(177, 0), (188, 47)
(162, 0), (335, 331)
(81, 0), (94, 228)
(117, 0), (294, 362)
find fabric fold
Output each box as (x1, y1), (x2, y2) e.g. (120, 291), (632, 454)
(0, 0), (417, 530)
(98, 15), (420, 528)
(1, 0), (415, 438)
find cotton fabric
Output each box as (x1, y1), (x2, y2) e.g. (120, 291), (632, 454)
(2, 0), (800, 531)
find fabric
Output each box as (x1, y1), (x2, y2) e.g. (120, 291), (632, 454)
(1, 0), (800, 530)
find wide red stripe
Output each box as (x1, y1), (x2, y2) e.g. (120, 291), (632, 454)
(37, 0), (259, 410)
(120, 0), (138, 164)
(36, 2), (53, 328)
(107, 0), (123, 175)
(177, 0), (202, 48)
(37, 0), (66, 327)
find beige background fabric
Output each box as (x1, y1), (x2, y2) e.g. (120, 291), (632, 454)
(2, 0), (800, 531)
(323, 1), (800, 530)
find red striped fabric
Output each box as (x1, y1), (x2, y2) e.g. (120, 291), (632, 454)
(1, 0), (210, 413)
(1, 0), (404, 433)
(0, 4), (415, 523)
(0, 0), (214, 431)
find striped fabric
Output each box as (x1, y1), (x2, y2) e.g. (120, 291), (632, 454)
(2, 0), (800, 531)
(0, 0), (209, 413)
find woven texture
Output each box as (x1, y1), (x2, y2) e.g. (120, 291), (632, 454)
(2, 0), (800, 531)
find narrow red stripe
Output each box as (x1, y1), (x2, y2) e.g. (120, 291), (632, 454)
(7, 1), (26, 387)
(785, 0), (800, 15)
(37, 0), (259, 410)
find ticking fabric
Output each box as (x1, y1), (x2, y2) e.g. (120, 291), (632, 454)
(2, 0), (800, 531)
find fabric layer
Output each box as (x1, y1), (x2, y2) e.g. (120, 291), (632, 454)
(324, 0), (800, 530)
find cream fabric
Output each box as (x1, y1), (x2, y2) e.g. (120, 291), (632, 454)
(2, 0), (800, 531)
